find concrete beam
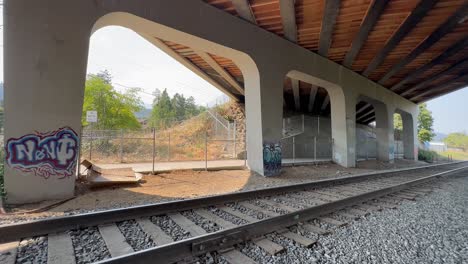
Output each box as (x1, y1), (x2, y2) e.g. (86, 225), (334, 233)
(362, 0), (438, 77)
(232, 0), (256, 24)
(378, 3), (468, 84)
(141, 35), (240, 101)
(401, 59), (468, 97)
(320, 94), (330, 112)
(410, 74), (468, 101)
(343, 0), (388, 68)
(292, 79), (300, 111)
(318, 0), (340, 57)
(279, 0), (297, 42)
(308, 85), (318, 112)
(196, 51), (245, 95)
(356, 103), (372, 115)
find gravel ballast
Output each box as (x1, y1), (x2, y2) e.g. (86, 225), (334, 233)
(70, 227), (111, 264)
(117, 220), (156, 251)
(15, 236), (48, 264)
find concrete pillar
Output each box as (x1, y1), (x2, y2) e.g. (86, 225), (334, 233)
(399, 110), (418, 160)
(374, 103), (395, 162)
(3, 2), (93, 203)
(244, 66), (284, 176)
(329, 90), (356, 167)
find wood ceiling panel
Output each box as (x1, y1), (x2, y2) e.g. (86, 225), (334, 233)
(328, 0), (372, 63)
(367, 0), (466, 81)
(296, 0), (324, 50)
(251, 0), (284, 34)
(203, 0), (238, 15)
(351, 0), (420, 72)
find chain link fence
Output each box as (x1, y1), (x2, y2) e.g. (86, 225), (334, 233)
(80, 117), (246, 172)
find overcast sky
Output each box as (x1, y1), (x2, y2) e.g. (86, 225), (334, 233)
(0, 17), (466, 134)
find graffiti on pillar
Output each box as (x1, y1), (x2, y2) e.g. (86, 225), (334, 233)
(6, 127), (79, 179)
(263, 142), (281, 176)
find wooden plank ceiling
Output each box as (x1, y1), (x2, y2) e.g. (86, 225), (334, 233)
(156, 0), (468, 124)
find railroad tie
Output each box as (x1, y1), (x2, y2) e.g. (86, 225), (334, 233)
(168, 213), (207, 236)
(221, 249), (257, 264)
(391, 193), (416, 201)
(0, 241), (19, 264)
(317, 217), (347, 227)
(47, 232), (76, 264)
(335, 211), (361, 220)
(277, 228), (317, 247)
(194, 209), (237, 229)
(252, 237), (285, 255)
(98, 224), (134, 257)
(371, 201), (397, 209)
(347, 208), (370, 217)
(238, 201), (281, 217)
(218, 206), (259, 223)
(258, 199), (298, 213)
(358, 203), (382, 212)
(137, 218), (174, 245)
(301, 223), (331, 235)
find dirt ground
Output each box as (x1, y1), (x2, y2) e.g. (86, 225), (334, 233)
(0, 159), (431, 225)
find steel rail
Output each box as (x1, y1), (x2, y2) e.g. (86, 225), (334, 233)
(99, 165), (468, 264)
(0, 161), (465, 244)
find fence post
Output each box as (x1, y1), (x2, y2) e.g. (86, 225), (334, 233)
(152, 128), (156, 174)
(292, 136), (296, 165)
(119, 129), (124, 163)
(233, 121), (237, 158)
(205, 130), (208, 171)
(168, 132), (171, 161)
(89, 131), (93, 160)
(314, 136), (317, 161)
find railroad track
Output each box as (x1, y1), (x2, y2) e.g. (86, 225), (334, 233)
(1, 162), (467, 264)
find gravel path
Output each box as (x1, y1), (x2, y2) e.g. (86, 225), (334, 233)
(199, 175), (468, 264)
(117, 220), (156, 251)
(70, 227), (111, 264)
(150, 215), (191, 241)
(16, 236), (48, 264)
(315, 176), (468, 264)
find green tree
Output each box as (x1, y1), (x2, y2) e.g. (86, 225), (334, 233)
(82, 72), (143, 130)
(394, 113), (403, 130)
(417, 103), (435, 143)
(444, 132), (468, 151)
(149, 89), (175, 128)
(171, 93), (186, 121)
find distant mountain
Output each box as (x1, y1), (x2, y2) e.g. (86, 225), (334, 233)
(433, 132), (447, 141)
(135, 108), (151, 119)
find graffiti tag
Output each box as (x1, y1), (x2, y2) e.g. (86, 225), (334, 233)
(6, 127), (79, 179)
(263, 142), (281, 177)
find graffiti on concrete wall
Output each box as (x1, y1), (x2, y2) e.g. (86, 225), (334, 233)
(6, 127), (79, 179)
(263, 142), (281, 176)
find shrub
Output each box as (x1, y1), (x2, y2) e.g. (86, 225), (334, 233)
(418, 148), (437, 163)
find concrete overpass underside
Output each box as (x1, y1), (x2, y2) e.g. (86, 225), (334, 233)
(3, 0), (468, 203)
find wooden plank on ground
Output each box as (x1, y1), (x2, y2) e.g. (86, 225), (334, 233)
(168, 213), (207, 236)
(218, 206), (258, 223)
(137, 218), (174, 245)
(302, 224), (331, 235)
(0, 241), (19, 264)
(238, 201), (281, 217)
(259, 199), (298, 212)
(98, 224), (134, 257)
(47, 232), (76, 264)
(221, 249), (257, 264)
(194, 209), (237, 229)
(317, 217), (347, 227)
(252, 238), (285, 255)
(278, 229), (316, 247)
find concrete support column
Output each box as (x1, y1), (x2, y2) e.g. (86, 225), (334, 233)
(374, 104), (395, 162)
(3, 2), (93, 203)
(244, 66), (284, 176)
(399, 111), (418, 160)
(329, 91), (356, 167)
